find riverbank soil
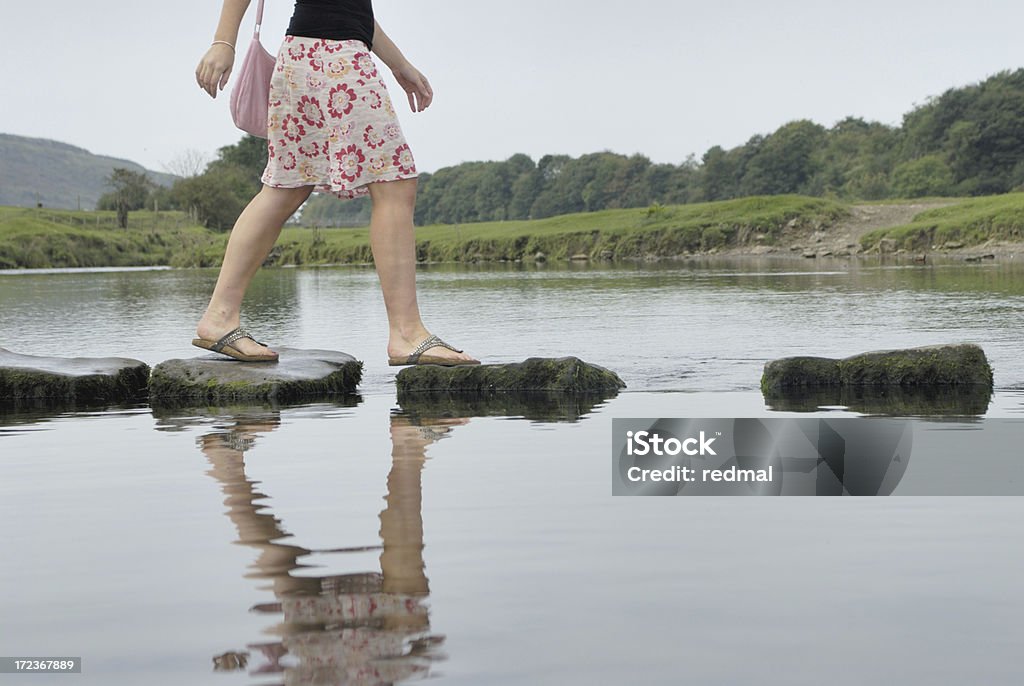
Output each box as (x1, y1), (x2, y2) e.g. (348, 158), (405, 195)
(745, 202), (953, 258)
(749, 200), (1024, 260)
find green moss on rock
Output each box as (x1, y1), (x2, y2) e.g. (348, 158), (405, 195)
(761, 357), (842, 393)
(0, 347), (150, 403)
(149, 348), (362, 407)
(395, 357), (626, 394)
(839, 344), (993, 386)
(763, 344), (992, 392)
(761, 344), (994, 416)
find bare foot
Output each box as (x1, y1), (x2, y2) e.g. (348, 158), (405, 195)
(388, 329), (478, 365)
(196, 315), (279, 360)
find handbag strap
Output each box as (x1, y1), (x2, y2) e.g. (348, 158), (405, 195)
(253, 0), (266, 39)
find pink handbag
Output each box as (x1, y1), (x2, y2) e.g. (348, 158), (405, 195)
(230, 0), (276, 138)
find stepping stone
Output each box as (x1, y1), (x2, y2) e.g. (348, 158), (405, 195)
(762, 344), (993, 393)
(0, 347), (150, 404)
(396, 357), (626, 394)
(149, 348), (362, 406)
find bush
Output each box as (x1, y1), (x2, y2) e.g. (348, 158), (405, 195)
(172, 166), (253, 231)
(891, 155), (955, 198)
(701, 226), (727, 250)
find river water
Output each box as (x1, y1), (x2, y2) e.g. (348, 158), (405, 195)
(1, 258), (1023, 684)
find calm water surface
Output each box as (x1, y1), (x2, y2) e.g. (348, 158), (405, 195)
(2, 259), (1023, 684)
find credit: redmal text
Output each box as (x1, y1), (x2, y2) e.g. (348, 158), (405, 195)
(626, 465), (775, 484)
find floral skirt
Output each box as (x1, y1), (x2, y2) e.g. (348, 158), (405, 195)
(260, 36), (418, 200)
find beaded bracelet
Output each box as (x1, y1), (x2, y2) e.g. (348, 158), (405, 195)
(211, 40), (235, 52)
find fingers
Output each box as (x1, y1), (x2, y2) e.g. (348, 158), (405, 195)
(194, 64), (206, 93)
(418, 75), (434, 110)
(218, 66), (232, 92)
(405, 76), (432, 112)
(195, 53), (232, 99)
(196, 63), (217, 98)
(204, 72), (219, 98)
(197, 65), (227, 98)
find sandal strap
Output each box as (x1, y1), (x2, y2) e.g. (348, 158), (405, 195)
(407, 334), (463, 364)
(212, 327), (259, 353)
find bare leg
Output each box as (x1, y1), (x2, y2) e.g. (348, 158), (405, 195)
(196, 185), (313, 358)
(368, 179), (477, 364)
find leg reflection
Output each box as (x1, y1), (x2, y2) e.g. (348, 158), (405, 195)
(378, 414), (468, 631)
(196, 410), (466, 684)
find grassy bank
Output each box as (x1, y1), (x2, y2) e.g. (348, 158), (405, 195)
(1, 196), (848, 269)
(860, 193), (1024, 251)
(267, 195), (849, 266)
(0, 207), (226, 269)
(14, 194), (1024, 269)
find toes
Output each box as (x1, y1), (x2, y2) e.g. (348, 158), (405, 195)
(236, 339), (276, 357)
(431, 346), (467, 360)
(435, 347), (476, 363)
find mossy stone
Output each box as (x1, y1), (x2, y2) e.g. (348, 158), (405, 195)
(762, 344), (992, 393)
(761, 357), (842, 393)
(395, 357), (626, 394)
(0, 347), (150, 404)
(149, 348), (362, 407)
(839, 344), (993, 386)
(761, 344), (994, 416)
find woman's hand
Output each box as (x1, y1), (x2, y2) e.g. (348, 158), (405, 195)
(196, 44), (236, 99)
(392, 63), (433, 113)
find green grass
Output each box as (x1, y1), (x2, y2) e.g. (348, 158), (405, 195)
(861, 192), (1024, 250)
(850, 196), (959, 206)
(7, 193), (1024, 270)
(0, 206), (226, 269)
(265, 195), (849, 266)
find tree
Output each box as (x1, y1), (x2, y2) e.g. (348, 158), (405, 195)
(700, 145), (744, 201)
(891, 155), (955, 198)
(101, 168), (153, 228)
(210, 135), (269, 182)
(300, 194), (371, 227)
(163, 149), (211, 179)
(172, 166), (253, 231)
(167, 135), (269, 230)
(508, 164), (542, 220)
(740, 120), (827, 196)
(811, 117), (899, 199)
(900, 70), (1024, 195)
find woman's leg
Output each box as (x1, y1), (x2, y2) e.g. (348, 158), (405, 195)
(196, 185), (314, 358)
(368, 179), (476, 363)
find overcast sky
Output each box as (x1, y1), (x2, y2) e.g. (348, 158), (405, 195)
(2, 1), (1023, 175)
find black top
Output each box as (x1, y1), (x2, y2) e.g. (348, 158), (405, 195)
(287, 0), (375, 49)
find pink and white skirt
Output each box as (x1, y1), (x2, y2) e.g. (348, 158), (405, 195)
(260, 36), (418, 200)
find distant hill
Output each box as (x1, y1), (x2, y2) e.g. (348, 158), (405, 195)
(0, 134), (177, 210)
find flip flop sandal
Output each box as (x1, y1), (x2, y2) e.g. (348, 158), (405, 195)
(389, 334), (481, 367)
(192, 327), (279, 363)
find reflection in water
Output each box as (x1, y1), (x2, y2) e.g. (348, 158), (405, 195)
(0, 403), (148, 436)
(763, 384), (994, 416)
(196, 411), (459, 684)
(397, 390), (616, 423)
